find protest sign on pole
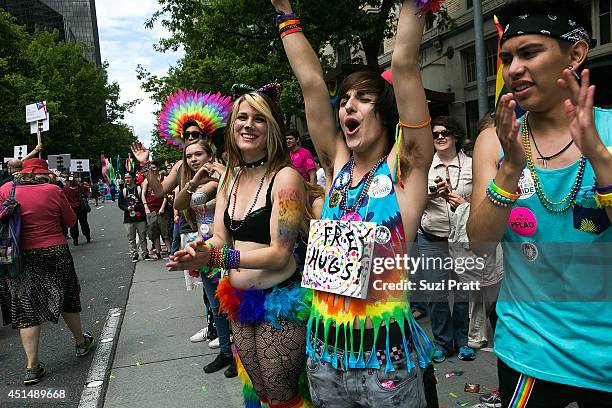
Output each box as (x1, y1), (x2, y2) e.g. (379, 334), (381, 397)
(25, 101), (48, 158)
(25, 101), (47, 123)
(70, 159), (90, 173)
(13, 145), (28, 160)
(48, 154), (71, 172)
(30, 112), (49, 134)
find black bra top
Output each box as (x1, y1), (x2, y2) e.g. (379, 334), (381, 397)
(223, 171), (279, 245)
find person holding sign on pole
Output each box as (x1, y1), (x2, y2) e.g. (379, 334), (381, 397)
(272, 0), (440, 406)
(167, 89), (313, 408)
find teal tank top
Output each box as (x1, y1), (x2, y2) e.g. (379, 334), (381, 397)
(496, 107), (612, 392)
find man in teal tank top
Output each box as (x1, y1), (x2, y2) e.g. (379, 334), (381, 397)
(468, 1), (612, 407)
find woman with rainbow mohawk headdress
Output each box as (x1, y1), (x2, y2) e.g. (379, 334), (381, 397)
(166, 84), (314, 408)
(131, 89), (237, 375)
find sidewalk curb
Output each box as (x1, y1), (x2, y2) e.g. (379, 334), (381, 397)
(77, 307), (124, 408)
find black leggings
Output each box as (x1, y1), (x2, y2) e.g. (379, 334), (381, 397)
(232, 318), (307, 405)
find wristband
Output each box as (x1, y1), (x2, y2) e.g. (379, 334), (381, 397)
(486, 185), (517, 208)
(489, 180), (520, 200)
(141, 164), (151, 173)
(208, 246), (240, 269)
(595, 183), (612, 194)
(595, 191), (612, 207)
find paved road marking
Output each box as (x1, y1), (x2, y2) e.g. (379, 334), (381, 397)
(78, 308), (123, 408)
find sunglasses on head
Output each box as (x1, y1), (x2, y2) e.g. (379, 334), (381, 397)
(432, 130), (452, 139)
(184, 130), (203, 139)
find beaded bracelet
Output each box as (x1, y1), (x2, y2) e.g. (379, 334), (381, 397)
(208, 245), (240, 269)
(485, 187), (517, 207)
(140, 163), (151, 173)
(595, 191), (612, 207)
(489, 180), (520, 200)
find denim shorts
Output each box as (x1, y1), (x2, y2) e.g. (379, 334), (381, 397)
(306, 338), (427, 408)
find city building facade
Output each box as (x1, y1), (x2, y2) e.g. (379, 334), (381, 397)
(0, 0), (101, 65)
(377, 0), (612, 138)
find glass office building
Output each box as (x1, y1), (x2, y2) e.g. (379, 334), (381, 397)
(0, 0), (101, 65)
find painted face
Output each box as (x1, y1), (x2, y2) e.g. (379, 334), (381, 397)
(338, 89), (386, 153)
(286, 135), (298, 149)
(233, 101), (268, 158)
(432, 125), (456, 153)
(185, 144), (210, 172)
(500, 34), (570, 111)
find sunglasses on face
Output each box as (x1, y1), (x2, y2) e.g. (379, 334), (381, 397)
(184, 131), (203, 139)
(432, 130), (452, 139)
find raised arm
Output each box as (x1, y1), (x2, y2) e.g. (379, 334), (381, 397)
(131, 141), (180, 196)
(271, 0), (349, 176)
(391, 1), (434, 184)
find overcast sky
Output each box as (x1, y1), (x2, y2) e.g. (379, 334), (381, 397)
(96, 0), (183, 147)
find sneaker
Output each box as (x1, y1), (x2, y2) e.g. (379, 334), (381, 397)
(76, 331), (96, 357)
(468, 339), (488, 349)
(132, 255), (139, 263)
(457, 345), (476, 361)
(480, 389), (502, 408)
(432, 347), (447, 363)
(24, 362), (46, 385)
(203, 353), (232, 373)
(143, 253), (151, 261)
(208, 337), (220, 349)
(190, 327), (208, 343)
(224, 358), (237, 378)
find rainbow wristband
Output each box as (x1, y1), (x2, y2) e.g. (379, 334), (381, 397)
(208, 245), (240, 269)
(489, 180), (520, 200)
(275, 12), (297, 26)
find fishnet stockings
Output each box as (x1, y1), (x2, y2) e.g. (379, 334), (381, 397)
(232, 319), (307, 405)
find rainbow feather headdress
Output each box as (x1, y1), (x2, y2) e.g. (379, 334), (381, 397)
(158, 89), (233, 150)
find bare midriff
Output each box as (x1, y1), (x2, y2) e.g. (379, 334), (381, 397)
(228, 239), (296, 290)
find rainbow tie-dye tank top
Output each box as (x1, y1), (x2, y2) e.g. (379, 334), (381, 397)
(306, 159), (432, 373)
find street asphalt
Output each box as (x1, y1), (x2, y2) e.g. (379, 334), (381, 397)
(0, 199), (503, 408)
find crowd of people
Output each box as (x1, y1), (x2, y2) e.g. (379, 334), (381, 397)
(1, 0), (611, 407)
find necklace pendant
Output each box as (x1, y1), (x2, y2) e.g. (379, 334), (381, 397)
(541, 158), (547, 169)
(341, 212), (362, 222)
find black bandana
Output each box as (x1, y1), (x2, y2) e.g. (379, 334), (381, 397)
(501, 13), (596, 48)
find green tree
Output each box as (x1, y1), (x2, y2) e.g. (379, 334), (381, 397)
(0, 10), (138, 171)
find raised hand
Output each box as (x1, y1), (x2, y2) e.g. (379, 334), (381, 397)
(496, 93), (526, 170)
(131, 141), (150, 163)
(558, 69), (604, 159)
(271, 0), (292, 13)
(191, 165), (212, 186)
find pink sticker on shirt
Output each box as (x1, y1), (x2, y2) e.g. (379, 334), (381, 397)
(508, 207), (537, 236)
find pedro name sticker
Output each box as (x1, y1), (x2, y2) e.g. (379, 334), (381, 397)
(508, 207), (537, 236)
(517, 169), (535, 199)
(369, 175), (392, 199)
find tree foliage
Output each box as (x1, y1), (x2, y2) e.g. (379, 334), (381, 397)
(140, 0), (453, 159)
(0, 10), (138, 173)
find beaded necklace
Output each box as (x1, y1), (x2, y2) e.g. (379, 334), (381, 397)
(228, 167), (268, 231)
(339, 155), (387, 217)
(522, 113), (586, 212)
